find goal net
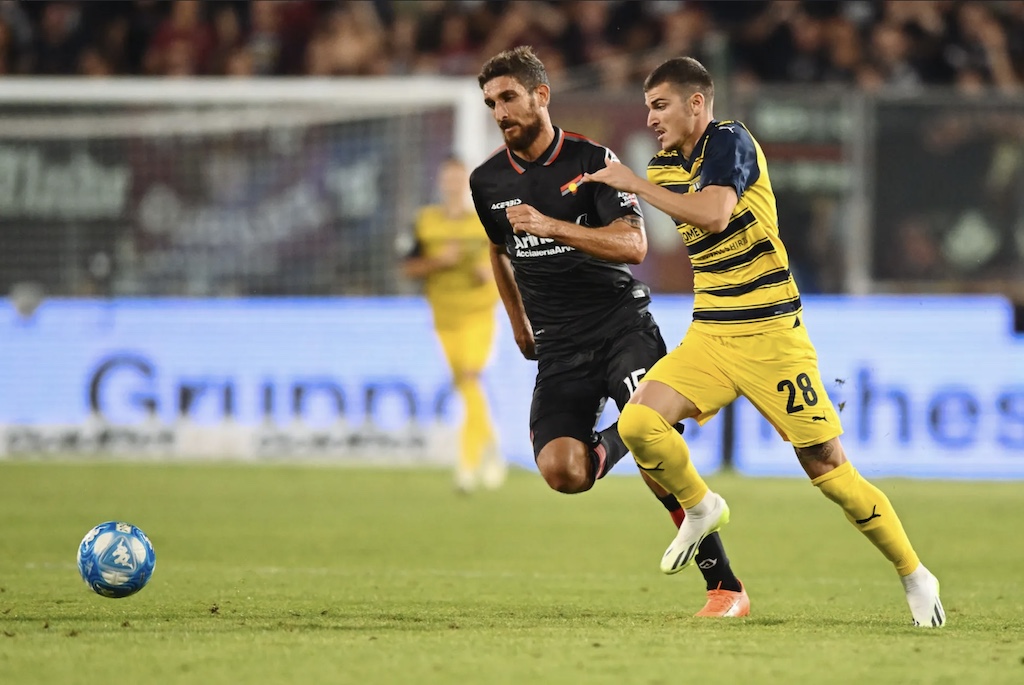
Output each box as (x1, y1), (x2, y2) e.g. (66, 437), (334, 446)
(0, 77), (496, 298)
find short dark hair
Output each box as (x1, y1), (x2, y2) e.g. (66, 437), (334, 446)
(477, 45), (550, 91)
(644, 57), (714, 102)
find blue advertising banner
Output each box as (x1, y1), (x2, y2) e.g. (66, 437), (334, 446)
(0, 296), (1020, 478)
(724, 297), (1024, 479)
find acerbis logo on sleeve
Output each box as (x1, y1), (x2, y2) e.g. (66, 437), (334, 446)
(490, 198), (522, 210)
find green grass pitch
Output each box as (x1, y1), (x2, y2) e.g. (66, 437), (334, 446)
(1, 462), (1022, 684)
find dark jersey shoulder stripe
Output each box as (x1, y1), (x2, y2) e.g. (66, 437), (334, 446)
(696, 268), (792, 297)
(693, 296), (802, 322)
(662, 182), (692, 194)
(692, 238), (775, 273)
(688, 209), (757, 257)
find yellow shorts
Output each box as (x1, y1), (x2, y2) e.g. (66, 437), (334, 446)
(643, 320), (843, 448)
(434, 309), (496, 377)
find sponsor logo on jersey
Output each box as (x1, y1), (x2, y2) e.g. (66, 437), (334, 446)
(490, 198), (522, 210)
(512, 232), (575, 258)
(513, 233), (556, 249)
(680, 225), (704, 241)
(559, 174), (584, 196)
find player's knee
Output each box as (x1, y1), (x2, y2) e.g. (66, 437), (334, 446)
(795, 437), (846, 479)
(452, 370), (481, 388)
(618, 403), (668, 455)
(536, 449), (592, 494)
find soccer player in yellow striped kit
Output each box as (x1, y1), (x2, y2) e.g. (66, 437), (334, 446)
(403, 157), (506, 493)
(583, 56), (945, 627)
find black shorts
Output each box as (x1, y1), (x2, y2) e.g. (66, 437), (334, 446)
(529, 313), (668, 457)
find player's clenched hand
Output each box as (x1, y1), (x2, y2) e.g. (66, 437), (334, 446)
(506, 203), (556, 238)
(514, 327), (537, 360)
(581, 160), (642, 193)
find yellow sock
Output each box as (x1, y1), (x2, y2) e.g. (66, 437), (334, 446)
(457, 376), (493, 472)
(618, 403), (708, 508)
(812, 461), (920, 576)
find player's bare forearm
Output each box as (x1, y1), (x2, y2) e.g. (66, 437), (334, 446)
(489, 243), (535, 358)
(401, 256), (448, 279)
(489, 244), (520, 315)
(633, 183), (737, 234)
(401, 241), (461, 278)
(536, 215), (647, 264)
(583, 161), (737, 234)
(505, 202), (646, 263)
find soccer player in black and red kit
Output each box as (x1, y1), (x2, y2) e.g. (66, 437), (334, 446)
(468, 46), (749, 617)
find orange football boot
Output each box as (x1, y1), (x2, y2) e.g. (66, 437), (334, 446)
(694, 581), (750, 618)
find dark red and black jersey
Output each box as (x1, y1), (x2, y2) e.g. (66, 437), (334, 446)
(469, 127), (649, 356)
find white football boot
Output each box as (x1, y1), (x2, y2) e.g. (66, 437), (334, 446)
(471, 441), (506, 491)
(479, 453), (507, 490)
(901, 564), (946, 627)
(660, 491), (730, 574)
(454, 467), (478, 494)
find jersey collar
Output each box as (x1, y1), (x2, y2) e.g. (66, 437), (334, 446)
(680, 120), (717, 171)
(506, 127), (565, 174)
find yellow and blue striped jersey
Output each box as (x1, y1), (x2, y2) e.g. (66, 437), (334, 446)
(648, 120), (801, 335)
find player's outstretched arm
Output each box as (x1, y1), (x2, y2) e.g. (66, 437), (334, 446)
(504, 203), (647, 264)
(583, 161), (737, 234)
(489, 242), (536, 360)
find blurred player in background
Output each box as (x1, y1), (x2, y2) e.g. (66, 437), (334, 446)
(584, 56), (944, 627)
(470, 46), (749, 617)
(403, 157), (506, 493)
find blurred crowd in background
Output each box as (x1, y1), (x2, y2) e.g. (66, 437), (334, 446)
(2, 0), (1024, 92)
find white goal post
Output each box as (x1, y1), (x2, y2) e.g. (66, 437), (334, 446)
(0, 77), (498, 298)
(0, 77), (494, 162)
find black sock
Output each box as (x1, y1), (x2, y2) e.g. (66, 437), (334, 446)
(657, 495), (741, 592)
(694, 533), (741, 592)
(589, 422), (629, 480)
(657, 492), (682, 514)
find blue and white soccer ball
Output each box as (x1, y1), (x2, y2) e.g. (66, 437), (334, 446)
(76, 521), (156, 598)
